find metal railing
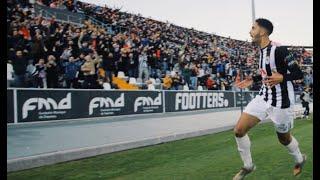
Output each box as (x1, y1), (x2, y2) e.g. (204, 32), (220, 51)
(33, 3), (130, 35)
(84, 15), (130, 35)
(34, 3), (85, 26)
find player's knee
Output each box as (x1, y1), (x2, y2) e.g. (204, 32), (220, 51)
(234, 127), (246, 137)
(277, 135), (291, 145)
(278, 138), (290, 145)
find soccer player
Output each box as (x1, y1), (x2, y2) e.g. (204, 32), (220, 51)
(232, 18), (306, 180)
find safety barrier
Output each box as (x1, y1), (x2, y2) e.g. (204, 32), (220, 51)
(34, 3), (85, 26)
(33, 3), (129, 34)
(7, 88), (304, 124)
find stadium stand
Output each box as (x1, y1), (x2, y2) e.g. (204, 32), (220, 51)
(7, 0), (312, 94)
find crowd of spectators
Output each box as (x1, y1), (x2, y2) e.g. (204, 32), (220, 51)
(7, 0), (313, 92)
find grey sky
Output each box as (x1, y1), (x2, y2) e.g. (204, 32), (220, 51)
(81, 0), (313, 46)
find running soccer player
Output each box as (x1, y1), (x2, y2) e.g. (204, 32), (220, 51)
(232, 18), (306, 180)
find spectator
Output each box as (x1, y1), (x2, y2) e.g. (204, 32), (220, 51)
(197, 64), (205, 78)
(118, 52), (129, 76)
(211, 61), (217, 78)
(162, 74), (172, 90)
(214, 72), (224, 90)
(300, 87), (311, 119)
(31, 34), (46, 62)
(12, 50), (28, 87)
(216, 60), (225, 77)
(60, 46), (73, 61)
(64, 0), (75, 12)
(8, 29), (25, 51)
(138, 50), (149, 81)
(171, 72), (183, 90)
(80, 52), (101, 89)
(201, 60), (209, 72)
(49, 1), (58, 8)
(63, 56), (82, 88)
(304, 72), (312, 88)
(181, 63), (191, 87)
(206, 76), (214, 90)
(25, 59), (36, 87)
(18, 23), (31, 41)
(128, 52), (139, 78)
(46, 55), (59, 88)
(33, 58), (47, 88)
(148, 53), (159, 78)
(101, 52), (116, 87)
(161, 51), (169, 74)
(223, 78), (231, 90)
(7, 60), (14, 87)
(190, 63), (199, 90)
(227, 64), (236, 77)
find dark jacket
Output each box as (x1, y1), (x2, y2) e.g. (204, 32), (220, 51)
(102, 56), (116, 71)
(63, 61), (82, 79)
(12, 56), (28, 75)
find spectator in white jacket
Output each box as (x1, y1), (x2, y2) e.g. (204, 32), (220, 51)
(7, 60), (14, 87)
(138, 51), (149, 82)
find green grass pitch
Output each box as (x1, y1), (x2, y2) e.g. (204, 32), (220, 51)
(8, 115), (313, 180)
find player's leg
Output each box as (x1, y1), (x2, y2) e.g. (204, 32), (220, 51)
(272, 107), (306, 176)
(234, 112), (260, 168)
(276, 131), (303, 162)
(233, 96), (268, 180)
(234, 96), (267, 168)
(276, 131), (306, 176)
(233, 112), (261, 180)
(276, 131), (302, 162)
(234, 112), (260, 137)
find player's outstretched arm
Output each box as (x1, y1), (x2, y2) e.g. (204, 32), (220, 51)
(235, 76), (253, 89)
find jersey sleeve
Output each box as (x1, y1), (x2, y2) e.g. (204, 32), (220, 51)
(275, 46), (304, 81)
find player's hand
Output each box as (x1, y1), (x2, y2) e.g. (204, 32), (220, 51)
(264, 72), (283, 88)
(235, 76), (253, 89)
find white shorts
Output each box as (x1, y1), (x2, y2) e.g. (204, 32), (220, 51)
(244, 95), (294, 133)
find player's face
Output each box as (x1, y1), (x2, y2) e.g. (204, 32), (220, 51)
(249, 22), (262, 43)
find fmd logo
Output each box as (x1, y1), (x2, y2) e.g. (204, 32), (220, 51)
(22, 93), (72, 119)
(89, 93), (125, 115)
(134, 93), (162, 112)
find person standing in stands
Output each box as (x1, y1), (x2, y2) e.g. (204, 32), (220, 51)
(7, 60), (14, 87)
(63, 56), (82, 88)
(128, 52), (139, 78)
(33, 58), (47, 88)
(12, 50), (28, 87)
(148, 52), (159, 79)
(46, 55), (59, 88)
(101, 52), (116, 87)
(81, 51), (101, 89)
(138, 50), (149, 82)
(300, 87), (311, 119)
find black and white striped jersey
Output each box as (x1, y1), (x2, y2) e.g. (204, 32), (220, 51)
(252, 42), (303, 109)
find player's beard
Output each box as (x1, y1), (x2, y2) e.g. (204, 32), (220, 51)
(250, 36), (261, 46)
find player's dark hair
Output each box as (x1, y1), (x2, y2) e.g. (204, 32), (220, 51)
(255, 18), (273, 35)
